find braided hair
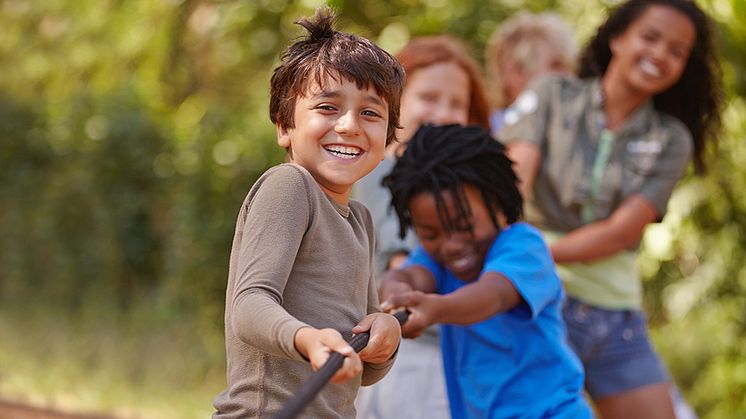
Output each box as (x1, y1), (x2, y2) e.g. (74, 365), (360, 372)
(383, 124), (523, 239)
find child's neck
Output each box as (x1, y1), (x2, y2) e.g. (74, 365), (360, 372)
(601, 72), (650, 132)
(317, 182), (351, 207)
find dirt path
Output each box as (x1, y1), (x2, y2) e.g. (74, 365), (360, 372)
(0, 399), (115, 419)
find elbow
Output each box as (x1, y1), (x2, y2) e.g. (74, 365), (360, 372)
(230, 287), (279, 341)
(230, 290), (254, 340)
(607, 220), (645, 250)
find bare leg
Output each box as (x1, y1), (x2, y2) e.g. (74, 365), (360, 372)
(594, 382), (675, 419)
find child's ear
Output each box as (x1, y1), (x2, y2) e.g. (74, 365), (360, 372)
(609, 36), (621, 56)
(497, 212), (508, 229)
(276, 124), (291, 149)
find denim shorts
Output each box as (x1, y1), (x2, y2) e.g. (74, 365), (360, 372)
(562, 296), (670, 399)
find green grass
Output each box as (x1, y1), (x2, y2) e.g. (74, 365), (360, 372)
(5, 297), (744, 419)
(0, 302), (227, 419)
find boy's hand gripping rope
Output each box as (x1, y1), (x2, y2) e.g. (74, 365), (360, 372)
(273, 310), (410, 419)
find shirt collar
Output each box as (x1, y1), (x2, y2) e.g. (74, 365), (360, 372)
(589, 78), (656, 139)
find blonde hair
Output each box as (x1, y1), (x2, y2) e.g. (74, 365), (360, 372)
(485, 12), (577, 108)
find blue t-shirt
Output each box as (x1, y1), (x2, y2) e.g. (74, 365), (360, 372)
(406, 222), (591, 419)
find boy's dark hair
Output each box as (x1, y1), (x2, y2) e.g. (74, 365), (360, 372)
(269, 8), (405, 146)
(383, 124), (523, 239)
(579, 0), (724, 174)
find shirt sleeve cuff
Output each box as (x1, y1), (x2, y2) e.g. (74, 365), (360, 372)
(284, 320), (313, 362)
(360, 345), (399, 386)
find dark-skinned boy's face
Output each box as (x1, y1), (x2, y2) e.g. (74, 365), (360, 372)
(409, 184), (506, 282)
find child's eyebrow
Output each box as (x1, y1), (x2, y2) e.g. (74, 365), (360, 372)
(363, 94), (386, 107)
(311, 90), (386, 107)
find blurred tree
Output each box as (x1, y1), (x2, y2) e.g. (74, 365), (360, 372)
(635, 1), (746, 417)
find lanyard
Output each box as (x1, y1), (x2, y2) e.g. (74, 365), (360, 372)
(582, 128), (615, 224)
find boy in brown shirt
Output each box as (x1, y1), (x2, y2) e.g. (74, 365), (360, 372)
(212, 8), (405, 419)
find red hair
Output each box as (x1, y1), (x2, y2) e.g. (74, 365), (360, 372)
(395, 35), (490, 129)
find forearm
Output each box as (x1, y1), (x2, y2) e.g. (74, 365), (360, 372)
(506, 142), (541, 199)
(383, 269), (418, 289)
(550, 221), (638, 263)
(431, 273), (520, 325)
(380, 266), (435, 300)
(551, 195), (657, 264)
(386, 252), (409, 270)
(232, 289), (309, 361)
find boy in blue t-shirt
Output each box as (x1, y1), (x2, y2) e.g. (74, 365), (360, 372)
(380, 124), (592, 419)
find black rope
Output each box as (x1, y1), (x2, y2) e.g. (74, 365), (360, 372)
(273, 310), (410, 419)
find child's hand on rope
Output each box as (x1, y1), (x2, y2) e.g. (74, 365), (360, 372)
(353, 312), (402, 365)
(294, 327), (362, 383)
(381, 291), (437, 338)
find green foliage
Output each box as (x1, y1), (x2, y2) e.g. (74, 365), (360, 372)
(1, 0), (745, 418)
(635, 2), (746, 416)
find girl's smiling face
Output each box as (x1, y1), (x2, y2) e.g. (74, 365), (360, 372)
(608, 4), (695, 97)
(396, 61), (471, 145)
(277, 73), (388, 204)
(409, 184), (506, 281)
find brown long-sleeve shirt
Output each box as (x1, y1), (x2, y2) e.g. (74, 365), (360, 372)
(213, 163), (394, 419)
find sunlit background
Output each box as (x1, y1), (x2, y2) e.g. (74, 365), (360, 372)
(1, 0), (745, 418)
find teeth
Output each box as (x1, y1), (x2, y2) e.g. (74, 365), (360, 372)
(639, 60), (661, 78)
(324, 144), (361, 159)
(450, 254), (473, 270)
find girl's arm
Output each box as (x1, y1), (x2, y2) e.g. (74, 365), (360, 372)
(507, 142), (542, 199)
(379, 265), (437, 301)
(507, 140), (660, 264)
(550, 194), (658, 263)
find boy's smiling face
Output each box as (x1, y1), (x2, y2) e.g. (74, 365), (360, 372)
(409, 184), (506, 282)
(277, 73), (388, 204)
